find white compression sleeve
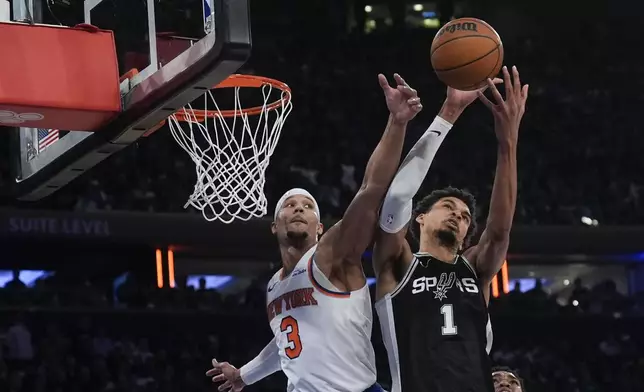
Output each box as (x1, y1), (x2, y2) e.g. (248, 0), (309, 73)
(239, 337), (281, 385)
(379, 116), (453, 233)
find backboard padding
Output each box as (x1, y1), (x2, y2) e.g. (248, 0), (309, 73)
(12, 0), (251, 201)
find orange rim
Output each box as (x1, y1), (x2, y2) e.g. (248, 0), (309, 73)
(172, 74), (291, 120)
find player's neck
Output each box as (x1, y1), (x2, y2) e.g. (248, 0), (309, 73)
(418, 237), (458, 263)
(279, 240), (316, 276)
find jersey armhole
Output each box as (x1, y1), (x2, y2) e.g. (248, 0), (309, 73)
(308, 257), (353, 298)
(460, 255), (478, 278)
(377, 256), (418, 304)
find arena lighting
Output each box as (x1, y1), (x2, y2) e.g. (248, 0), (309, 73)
(167, 249), (176, 288)
(364, 5), (373, 13)
(155, 249), (163, 288)
(492, 260), (510, 297)
(491, 275), (500, 298)
(501, 261), (509, 294)
(581, 216), (599, 226)
(413, 4), (423, 11)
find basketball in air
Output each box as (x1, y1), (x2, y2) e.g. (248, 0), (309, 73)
(430, 18), (504, 91)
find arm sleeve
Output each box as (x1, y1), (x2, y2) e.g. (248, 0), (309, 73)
(379, 116), (453, 233)
(239, 337), (281, 385)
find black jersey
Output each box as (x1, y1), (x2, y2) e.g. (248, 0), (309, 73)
(375, 253), (493, 392)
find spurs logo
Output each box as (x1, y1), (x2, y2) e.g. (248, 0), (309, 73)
(433, 272), (456, 301)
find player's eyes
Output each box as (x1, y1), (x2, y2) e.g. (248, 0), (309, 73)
(305, 204), (313, 209)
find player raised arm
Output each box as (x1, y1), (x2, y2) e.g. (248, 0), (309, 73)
(464, 66), (528, 301)
(206, 337), (281, 392)
(373, 82), (500, 296)
(315, 74), (422, 279)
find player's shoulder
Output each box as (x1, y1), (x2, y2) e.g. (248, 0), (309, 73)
(266, 270), (282, 291)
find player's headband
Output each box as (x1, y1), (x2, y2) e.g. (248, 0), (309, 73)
(274, 188), (320, 220)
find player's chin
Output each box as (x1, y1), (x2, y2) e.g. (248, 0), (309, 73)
(286, 228), (309, 240)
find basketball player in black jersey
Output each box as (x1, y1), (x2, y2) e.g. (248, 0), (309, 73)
(373, 65), (528, 392)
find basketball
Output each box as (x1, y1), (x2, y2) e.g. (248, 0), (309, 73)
(430, 18), (504, 91)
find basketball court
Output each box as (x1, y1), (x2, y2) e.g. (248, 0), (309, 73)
(1, 0), (292, 223)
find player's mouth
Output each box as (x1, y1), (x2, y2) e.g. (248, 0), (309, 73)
(290, 216), (308, 224)
(445, 218), (458, 229)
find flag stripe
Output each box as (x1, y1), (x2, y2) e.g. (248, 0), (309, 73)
(37, 128), (59, 152)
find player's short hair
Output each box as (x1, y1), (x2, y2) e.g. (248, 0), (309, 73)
(411, 186), (478, 248)
(491, 366), (526, 391)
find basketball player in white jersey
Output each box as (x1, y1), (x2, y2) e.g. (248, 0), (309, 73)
(373, 66), (528, 392)
(205, 73), (424, 392)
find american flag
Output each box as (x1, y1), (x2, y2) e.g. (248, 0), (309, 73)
(37, 128), (59, 152)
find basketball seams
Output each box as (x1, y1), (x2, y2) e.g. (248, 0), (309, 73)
(430, 34), (497, 56)
(430, 17), (504, 92)
(433, 43), (500, 72)
(452, 49), (501, 91)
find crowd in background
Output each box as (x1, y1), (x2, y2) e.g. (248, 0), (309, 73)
(1, 16), (642, 226)
(0, 272), (643, 392)
(0, 2), (643, 392)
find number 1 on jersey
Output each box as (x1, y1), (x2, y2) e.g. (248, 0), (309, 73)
(280, 316), (303, 359)
(440, 304), (458, 335)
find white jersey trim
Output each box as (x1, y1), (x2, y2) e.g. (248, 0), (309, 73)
(460, 255), (478, 278)
(375, 257), (419, 306)
(375, 297), (402, 392)
(486, 316), (493, 354)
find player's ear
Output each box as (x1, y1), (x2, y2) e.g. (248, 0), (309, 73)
(271, 221), (278, 235)
(316, 222), (324, 236)
(415, 213), (424, 226)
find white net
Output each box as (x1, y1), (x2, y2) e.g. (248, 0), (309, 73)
(168, 80), (292, 223)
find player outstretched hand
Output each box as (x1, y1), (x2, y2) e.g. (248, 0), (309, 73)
(206, 358), (246, 392)
(378, 73), (423, 123)
(445, 78), (503, 111)
(477, 65), (529, 143)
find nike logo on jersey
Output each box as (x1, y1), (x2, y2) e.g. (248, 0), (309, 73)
(429, 130), (442, 136)
(411, 272), (479, 300)
(267, 288), (318, 322)
(267, 282), (278, 292)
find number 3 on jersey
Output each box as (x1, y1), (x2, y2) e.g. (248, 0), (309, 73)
(440, 304), (458, 335)
(280, 316), (303, 359)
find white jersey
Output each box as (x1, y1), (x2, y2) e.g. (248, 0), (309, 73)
(266, 244), (376, 392)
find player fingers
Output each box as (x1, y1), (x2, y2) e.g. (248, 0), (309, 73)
(511, 66), (521, 97)
(521, 84), (529, 102)
(397, 84), (417, 97)
(486, 78), (504, 106)
(377, 74), (391, 91)
(477, 90), (495, 110)
(206, 368), (221, 377)
(212, 374), (226, 383)
(407, 97), (420, 105)
(218, 380), (232, 391)
(501, 66), (512, 99)
(491, 77), (503, 85)
(393, 73), (407, 87)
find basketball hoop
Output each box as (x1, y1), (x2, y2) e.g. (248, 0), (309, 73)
(167, 74), (293, 223)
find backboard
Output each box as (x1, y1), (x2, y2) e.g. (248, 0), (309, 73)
(5, 0), (251, 201)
